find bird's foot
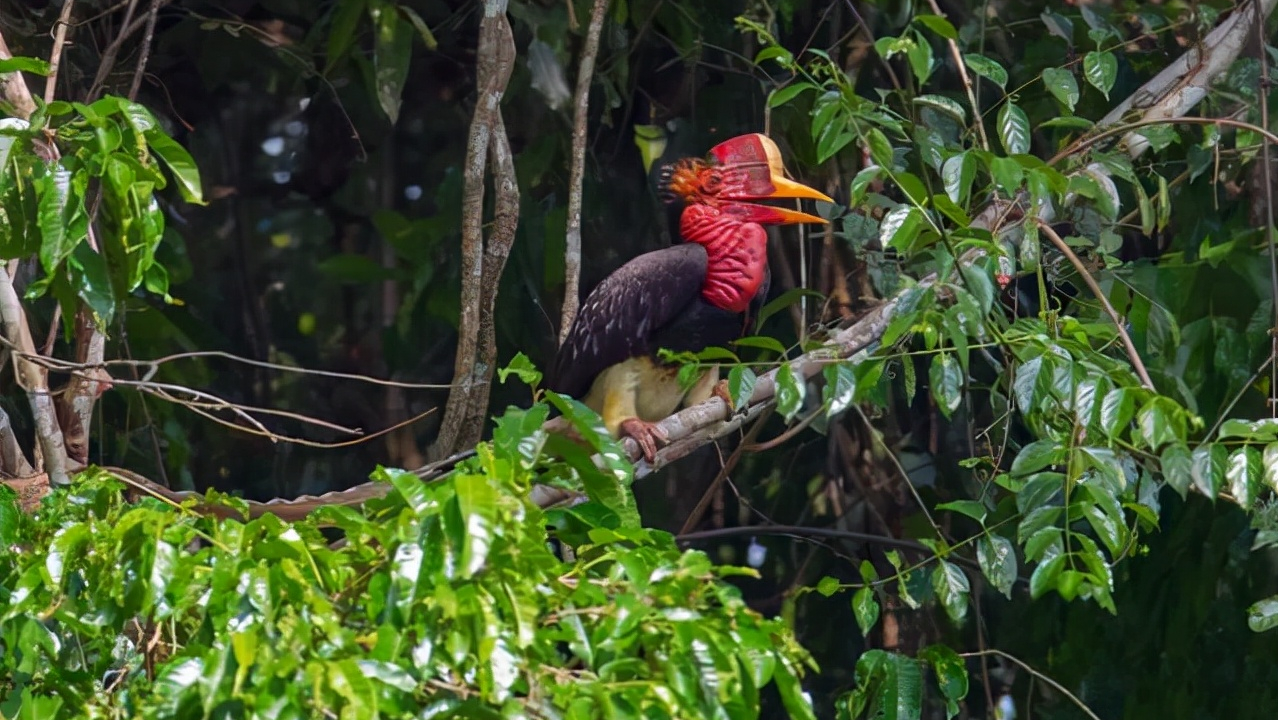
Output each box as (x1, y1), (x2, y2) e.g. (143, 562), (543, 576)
(619, 417), (669, 464)
(712, 379), (744, 415)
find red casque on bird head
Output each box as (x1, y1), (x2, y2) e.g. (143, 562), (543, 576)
(658, 134), (833, 313)
(660, 133), (832, 224)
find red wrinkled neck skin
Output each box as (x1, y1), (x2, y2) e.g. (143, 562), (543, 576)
(680, 204), (768, 314)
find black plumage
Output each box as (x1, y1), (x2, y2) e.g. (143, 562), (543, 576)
(547, 244), (768, 400)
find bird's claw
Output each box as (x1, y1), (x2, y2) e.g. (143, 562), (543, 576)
(619, 417), (669, 464)
(712, 379), (745, 416)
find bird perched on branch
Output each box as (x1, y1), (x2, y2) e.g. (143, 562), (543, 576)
(547, 133), (831, 462)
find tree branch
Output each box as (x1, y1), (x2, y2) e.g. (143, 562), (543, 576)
(431, 0), (518, 459)
(559, 0), (610, 345)
(1035, 221), (1154, 390)
(1095, 0), (1277, 158)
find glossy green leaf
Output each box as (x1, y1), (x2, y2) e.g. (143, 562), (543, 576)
(769, 82), (819, 107)
(496, 351), (543, 388)
(728, 364), (758, 408)
(370, 0), (412, 123)
(914, 94), (966, 124)
(881, 206), (924, 252)
(0, 56), (51, 76)
(1249, 596), (1278, 632)
(1190, 443), (1226, 500)
(929, 352), (962, 418)
(1226, 446), (1261, 510)
(977, 534), (1017, 598)
(996, 102), (1031, 155)
(776, 363), (806, 421)
(941, 151), (976, 205)
(932, 560), (970, 623)
(963, 54), (1008, 89)
(823, 362), (857, 418)
(1041, 67), (1080, 112)
(1029, 553), (1066, 599)
(1083, 50), (1117, 99)
(144, 128), (206, 204)
(853, 586), (880, 636)
(918, 645), (969, 719)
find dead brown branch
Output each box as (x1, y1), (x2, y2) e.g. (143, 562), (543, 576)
(431, 0), (519, 459)
(559, 0), (611, 346)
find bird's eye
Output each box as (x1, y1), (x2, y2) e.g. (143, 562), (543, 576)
(702, 172), (723, 194)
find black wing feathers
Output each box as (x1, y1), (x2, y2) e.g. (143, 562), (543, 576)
(548, 245), (709, 398)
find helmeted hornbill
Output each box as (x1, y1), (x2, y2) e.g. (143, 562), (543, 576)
(548, 133), (832, 462)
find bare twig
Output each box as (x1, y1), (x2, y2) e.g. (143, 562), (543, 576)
(959, 649), (1104, 720)
(1253, 1), (1278, 417)
(923, 0), (989, 151)
(431, 0), (519, 459)
(44, 0), (77, 105)
(559, 0), (610, 345)
(86, 0), (140, 101)
(0, 267), (69, 484)
(1034, 220), (1154, 390)
(126, 0), (161, 100)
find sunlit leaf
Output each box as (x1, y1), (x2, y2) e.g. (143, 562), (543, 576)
(964, 54), (1008, 89)
(977, 534), (1017, 598)
(1041, 67), (1080, 112)
(996, 102), (1031, 155)
(776, 363), (806, 421)
(1083, 50), (1117, 99)
(853, 586), (880, 636)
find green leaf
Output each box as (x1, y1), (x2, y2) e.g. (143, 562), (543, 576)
(823, 362), (857, 418)
(370, 0), (412, 123)
(817, 575), (841, 596)
(398, 5), (439, 50)
(853, 587), (880, 636)
(1161, 443), (1193, 498)
(36, 163), (83, 274)
(1029, 553), (1066, 599)
(977, 534), (1017, 598)
(963, 54), (1008, 89)
(1226, 446), (1261, 509)
(988, 155), (1024, 193)
(914, 14), (958, 40)
(880, 205), (924, 251)
(543, 393), (639, 526)
(1041, 67), (1080, 112)
(144, 128), (206, 204)
(1264, 442), (1278, 493)
(866, 128), (895, 169)
(1190, 443), (1227, 500)
(1012, 440), (1064, 476)
(768, 82), (818, 107)
(497, 351), (542, 389)
(929, 353), (962, 418)
(728, 364), (758, 408)
(918, 645), (969, 719)
(931, 560), (970, 623)
(1041, 9), (1074, 40)
(996, 102), (1031, 155)
(776, 363), (806, 422)
(1083, 51), (1117, 99)
(1249, 596), (1278, 632)
(327, 0), (368, 67)
(1099, 387), (1135, 437)
(936, 499), (986, 523)
(733, 334), (789, 356)
(453, 473), (496, 578)
(755, 287), (825, 329)
(0, 56), (51, 76)
(941, 151), (976, 205)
